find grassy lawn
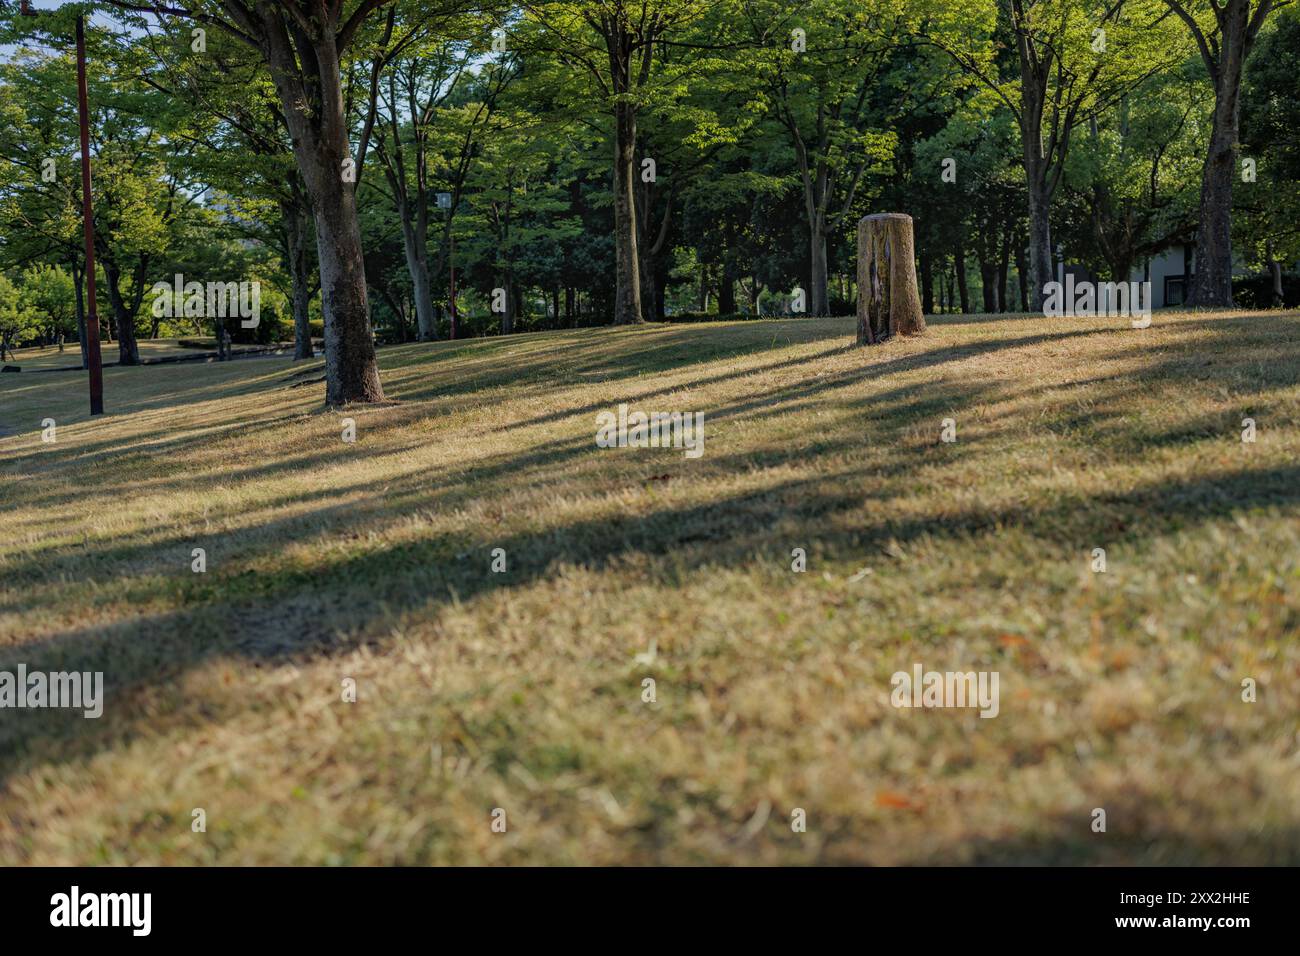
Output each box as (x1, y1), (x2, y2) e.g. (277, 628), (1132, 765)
(6, 339), (201, 371)
(1, 310), (1298, 865)
(4, 338), (296, 372)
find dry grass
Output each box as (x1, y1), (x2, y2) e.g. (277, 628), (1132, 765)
(1, 310), (1298, 865)
(4, 338), (293, 372)
(6, 338), (200, 371)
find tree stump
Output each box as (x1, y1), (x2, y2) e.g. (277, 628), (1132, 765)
(857, 213), (926, 345)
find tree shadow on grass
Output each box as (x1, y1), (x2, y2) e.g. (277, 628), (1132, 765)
(0, 395), (493, 515)
(0, 370), (1009, 594)
(386, 320), (842, 404)
(3, 452), (1298, 793)
(7, 311), (1285, 494)
(925, 311), (1043, 326)
(3, 310), (1299, 818)
(913, 807), (1300, 865)
(975, 768), (1300, 864)
(496, 325), (1124, 436)
(1, 321), (845, 503)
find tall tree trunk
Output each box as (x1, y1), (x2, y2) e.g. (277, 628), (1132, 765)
(266, 30), (384, 405)
(1159, 0), (1277, 306)
(718, 258), (737, 314)
(955, 244), (971, 314)
(980, 262), (998, 313)
(499, 273), (515, 335)
(1108, 254), (1135, 288)
(1266, 240), (1283, 306)
(400, 211), (438, 342)
(613, 100), (643, 325)
(1190, 69), (1241, 306)
(809, 221), (829, 315)
(1025, 175), (1053, 311)
(388, 142), (437, 342)
(310, 170), (383, 404)
(102, 260), (140, 366)
(920, 249), (934, 315)
(1015, 237), (1030, 311)
(637, 177), (674, 322)
(998, 225), (1012, 313)
(639, 245), (658, 322)
(717, 275), (734, 314)
(71, 252), (88, 370)
(282, 197), (315, 359)
(216, 319), (231, 361)
(1010, 4), (1059, 312)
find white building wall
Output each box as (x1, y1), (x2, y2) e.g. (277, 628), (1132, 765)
(1131, 247), (1188, 308)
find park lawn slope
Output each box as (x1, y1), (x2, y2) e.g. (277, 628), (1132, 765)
(1, 310), (1298, 864)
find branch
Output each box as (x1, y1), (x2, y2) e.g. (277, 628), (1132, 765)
(1159, 0), (1219, 79)
(337, 0), (396, 53)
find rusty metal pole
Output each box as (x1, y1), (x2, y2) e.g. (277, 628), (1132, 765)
(75, 14), (104, 414)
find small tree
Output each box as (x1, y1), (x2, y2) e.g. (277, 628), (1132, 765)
(0, 274), (39, 361)
(21, 263), (77, 348)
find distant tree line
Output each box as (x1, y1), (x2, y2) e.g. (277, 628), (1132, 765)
(1, 1), (1296, 401)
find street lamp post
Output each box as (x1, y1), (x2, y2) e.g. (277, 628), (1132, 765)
(21, 0), (104, 414)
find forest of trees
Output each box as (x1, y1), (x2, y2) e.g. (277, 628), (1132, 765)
(2, 1), (1297, 403)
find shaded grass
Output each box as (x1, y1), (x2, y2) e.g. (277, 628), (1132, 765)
(0, 310), (1298, 865)
(4, 337), (303, 372)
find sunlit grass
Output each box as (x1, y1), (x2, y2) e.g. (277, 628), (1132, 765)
(4, 337), (295, 372)
(1, 310), (1298, 864)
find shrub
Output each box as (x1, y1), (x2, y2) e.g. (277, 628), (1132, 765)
(1232, 272), (1300, 309)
